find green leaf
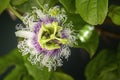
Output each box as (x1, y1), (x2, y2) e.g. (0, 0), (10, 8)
(24, 60), (52, 80)
(0, 48), (74, 80)
(10, 0), (28, 6)
(77, 25), (99, 57)
(50, 72), (74, 80)
(108, 5), (120, 26)
(76, 0), (108, 25)
(67, 13), (99, 57)
(22, 74), (34, 80)
(0, 0), (10, 13)
(0, 49), (23, 74)
(59, 0), (75, 13)
(117, 43), (120, 74)
(78, 25), (94, 42)
(67, 13), (86, 30)
(38, 0), (58, 8)
(23, 54), (74, 80)
(0, 49), (33, 80)
(4, 66), (27, 80)
(14, 0), (38, 13)
(15, 0), (58, 13)
(85, 49), (120, 80)
(0, 49), (51, 80)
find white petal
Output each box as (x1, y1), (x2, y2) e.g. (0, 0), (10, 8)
(27, 40), (34, 48)
(15, 31), (34, 38)
(29, 22), (37, 31)
(36, 10), (46, 18)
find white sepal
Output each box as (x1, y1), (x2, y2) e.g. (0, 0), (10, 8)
(15, 31), (34, 38)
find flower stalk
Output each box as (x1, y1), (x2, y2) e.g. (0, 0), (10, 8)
(8, 4), (23, 21)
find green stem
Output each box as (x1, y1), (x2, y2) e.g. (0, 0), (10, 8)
(8, 4), (23, 21)
(35, 0), (48, 13)
(35, 0), (44, 10)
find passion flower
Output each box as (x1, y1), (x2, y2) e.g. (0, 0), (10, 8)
(15, 6), (76, 71)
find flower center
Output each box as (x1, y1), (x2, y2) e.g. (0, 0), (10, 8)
(38, 22), (68, 50)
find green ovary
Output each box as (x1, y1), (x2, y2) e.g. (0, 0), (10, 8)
(38, 22), (68, 50)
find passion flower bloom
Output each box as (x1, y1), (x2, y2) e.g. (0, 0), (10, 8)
(15, 6), (76, 71)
